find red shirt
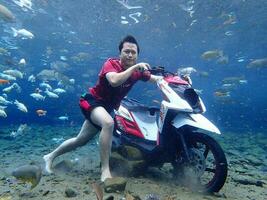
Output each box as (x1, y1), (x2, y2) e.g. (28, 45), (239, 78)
(90, 58), (151, 109)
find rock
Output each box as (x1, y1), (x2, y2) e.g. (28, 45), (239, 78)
(110, 152), (147, 176)
(65, 188), (77, 197)
(42, 190), (50, 196)
(104, 177), (127, 193)
(119, 145), (144, 160)
(0, 175), (6, 181)
(83, 189), (90, 194)
(0, 195), (12, 200)
(128, 160), (147, 176)
(11, 164), (42, 189)
(144, 193), (160, 200)
(19, 192), (37, 198)
(105, 195), (115, 200)
(234, 165), (248, 173)
(125, 192), (142, 200)
(110, 152), (130, 175)
(213, 192), (227, 198)
(245, 155), (263, 166)
(54, 160), (74, 172)
(232, 175), (264, 187)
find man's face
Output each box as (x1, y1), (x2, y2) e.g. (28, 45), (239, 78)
(120, 42), (138, 69)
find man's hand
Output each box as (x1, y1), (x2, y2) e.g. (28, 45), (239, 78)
(135, 62), (150, 72)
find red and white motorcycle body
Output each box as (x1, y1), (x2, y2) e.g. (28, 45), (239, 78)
(112, 68), (227, 193)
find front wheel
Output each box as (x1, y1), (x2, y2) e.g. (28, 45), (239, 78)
(172, 132), (228, 193)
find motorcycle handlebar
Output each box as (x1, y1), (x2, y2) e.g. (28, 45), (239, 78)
(148, 66), (176, 77)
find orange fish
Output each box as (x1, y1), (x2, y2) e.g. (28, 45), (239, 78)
(0, 79), (10, 84)
(214, 91), (230, 97)
(36, 109), (47, 116)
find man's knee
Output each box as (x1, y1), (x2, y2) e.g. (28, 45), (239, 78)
(103, 119), (114, 130)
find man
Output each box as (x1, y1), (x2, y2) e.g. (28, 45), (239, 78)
(43, 35), (160, 182)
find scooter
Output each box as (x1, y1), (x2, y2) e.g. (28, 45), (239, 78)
(111, 66), (227, 193)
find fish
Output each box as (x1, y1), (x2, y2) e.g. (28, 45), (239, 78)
(247, 58), (267, 69)
(2, 93), (8, 99)
(222, 76), (245, 84)
(222, 83), (236, 90)
(239, 79), (248, 84)
(14, 100), (28, 112)
(53, 88), (66, 94)
(2, 85), (13, 93)
(0, 79), (10, 84)
(3, 69), (23, 79)
(11, 27), (34, 39)
(214, 91), (230, 97)
(19, 58), (26, 66)
(36, 109), (47, 116)
(12, 164), (42, 189)
(116, 0), (143, 10)
(198, 71), (209, 77)
(69, 79), (75, 84)
(36, 69), (58, 81)
(13, 83), (21, 93)
(58, 115), (69, 121)
(10, 124), (28, 137)
(45, 89), (59, 98)
(0, 108), (7, 118)
(40, 82), (52, 90)
(12, 0), (33, 11)
(0, 105), (7, 109)
(60, 55), (67, 61)
(0, 73), (16, 81)
(28, 74), (36, 82)
(0, 4), (15, 22)
(223, 14), (236, 25)
(57, 74), (74, 86)
(50, 60), (70, 73)
(30, 92), (45, 101)
(52, 137), (64, 143)
(216, 55), (229, 64)
(3, 83), (21, 93)
(177, 67), (197, 76)
(201, 50), (223, 60)
(2, 84), (15, 93)
(0, 96), (12, 105)
(0, 47), (10, 55)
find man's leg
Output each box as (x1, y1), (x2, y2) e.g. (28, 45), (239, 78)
(90, 106), (114, 182)
(43, 119), (98, 173)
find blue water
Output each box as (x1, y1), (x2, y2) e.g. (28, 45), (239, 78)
(0, 0), (267, 133)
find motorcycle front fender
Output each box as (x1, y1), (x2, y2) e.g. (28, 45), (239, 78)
(172, 113), (221, 134)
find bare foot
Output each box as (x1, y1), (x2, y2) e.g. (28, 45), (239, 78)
(101, 169), (112, 182)
(43, 154), (54, 174)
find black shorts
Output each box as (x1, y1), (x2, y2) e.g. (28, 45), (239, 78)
(79, 93), (113, 130)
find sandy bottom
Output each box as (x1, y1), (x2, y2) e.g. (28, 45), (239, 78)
(0, 125), (266, 200)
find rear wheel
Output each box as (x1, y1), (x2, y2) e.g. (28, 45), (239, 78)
(172, 132), (228, 193)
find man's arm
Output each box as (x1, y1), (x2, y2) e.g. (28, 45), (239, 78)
(106, 63), (149, 87)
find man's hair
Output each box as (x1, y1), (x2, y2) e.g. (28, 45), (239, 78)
(119, 35), (140, 54)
